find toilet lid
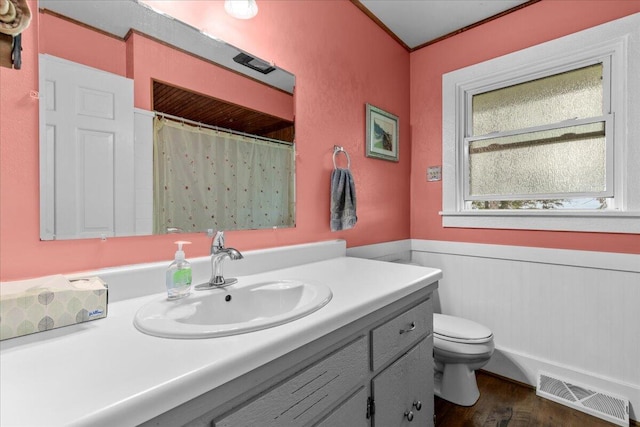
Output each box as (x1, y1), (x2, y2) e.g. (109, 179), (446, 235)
(434, 313), (493, 344)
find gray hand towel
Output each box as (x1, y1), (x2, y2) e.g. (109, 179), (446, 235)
(330, 168), (357, 231)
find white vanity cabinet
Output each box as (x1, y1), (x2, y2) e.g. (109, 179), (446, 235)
(146, 289), (436, 427)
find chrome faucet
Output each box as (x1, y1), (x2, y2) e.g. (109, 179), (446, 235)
(199, 231), (243, 289)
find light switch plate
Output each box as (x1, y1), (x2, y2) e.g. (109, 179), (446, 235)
(427, 166), (442, 182)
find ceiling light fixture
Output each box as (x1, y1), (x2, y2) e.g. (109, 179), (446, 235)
(224, 0), (258, 20)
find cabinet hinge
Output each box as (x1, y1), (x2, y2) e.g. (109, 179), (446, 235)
(366, 396), (375, 419)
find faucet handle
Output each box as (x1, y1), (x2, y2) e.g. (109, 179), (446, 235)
(212, 231), (225, 252)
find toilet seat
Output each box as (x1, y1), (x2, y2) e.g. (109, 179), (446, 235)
(434, 313), (493, 344)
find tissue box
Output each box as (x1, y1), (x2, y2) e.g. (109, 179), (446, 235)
(0, 275), (108, 341)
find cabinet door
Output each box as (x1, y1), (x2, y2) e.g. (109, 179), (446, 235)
(215, 337), (367, 427)
(315, 387), (369, 427)
(371, 338), (433, 427)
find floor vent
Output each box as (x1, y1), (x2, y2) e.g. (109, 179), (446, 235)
(536, 371), (629, 426)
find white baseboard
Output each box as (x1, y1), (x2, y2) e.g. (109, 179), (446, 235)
(486, 345), (640, 422)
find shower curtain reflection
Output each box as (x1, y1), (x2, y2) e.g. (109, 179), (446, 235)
(153, 118), (294, 233)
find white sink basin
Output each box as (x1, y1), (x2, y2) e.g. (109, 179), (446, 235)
(134, 279), (332, 338)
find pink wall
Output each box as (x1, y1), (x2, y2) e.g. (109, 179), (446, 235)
(0, 1), (410, 281)
(39, 12), (126, 76)
(410, 0), (640, 254)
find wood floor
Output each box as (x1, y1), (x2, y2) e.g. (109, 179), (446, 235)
(434, 371), (625, 427)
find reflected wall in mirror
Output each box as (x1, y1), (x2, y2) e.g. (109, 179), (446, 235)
(38, 0), (295, 240)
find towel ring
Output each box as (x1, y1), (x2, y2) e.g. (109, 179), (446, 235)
(333, 146), (351, 170)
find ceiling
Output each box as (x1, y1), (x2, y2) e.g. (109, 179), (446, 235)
(353, 0), (535, 50)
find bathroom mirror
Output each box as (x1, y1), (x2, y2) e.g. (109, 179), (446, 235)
(37, 0), (295, 240)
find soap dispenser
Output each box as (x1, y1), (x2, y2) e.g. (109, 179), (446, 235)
(166, 241), (192, 300)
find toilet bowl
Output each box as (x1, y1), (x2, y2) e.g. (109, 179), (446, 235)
(433, 313), (494, 406)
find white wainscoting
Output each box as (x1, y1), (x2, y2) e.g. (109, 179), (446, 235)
(347, 239), (640, 420)
(411, 240), (640, 421)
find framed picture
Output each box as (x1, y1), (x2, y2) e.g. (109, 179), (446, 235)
(365, 103), (399, 162)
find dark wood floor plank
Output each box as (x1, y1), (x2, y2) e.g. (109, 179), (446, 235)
(435, 371), (621, 427)
(482, 407), (513, 427)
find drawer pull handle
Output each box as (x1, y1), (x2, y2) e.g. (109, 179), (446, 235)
(413, 400), (422, 411)
(399, 322), (416, 334)
(404, 410), (414, 421)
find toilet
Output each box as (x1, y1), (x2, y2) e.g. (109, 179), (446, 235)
(391, 259), (494, 406)
(433, 313), (494, 406)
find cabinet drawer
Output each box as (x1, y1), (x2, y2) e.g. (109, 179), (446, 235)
(215, 336), (368, 427)
(371, 299), (432, 371)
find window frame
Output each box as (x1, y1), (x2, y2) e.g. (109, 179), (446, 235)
(441, 13), (640, 234)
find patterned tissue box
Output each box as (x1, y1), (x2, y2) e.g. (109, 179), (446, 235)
(0, 275), (108, 341)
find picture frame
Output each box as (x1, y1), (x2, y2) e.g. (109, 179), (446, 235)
(365, 103), (399, 162)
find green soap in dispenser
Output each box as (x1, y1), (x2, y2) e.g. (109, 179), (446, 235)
(166, 241), (192, 300)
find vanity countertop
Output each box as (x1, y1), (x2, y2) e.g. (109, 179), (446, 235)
(0, 256), (441, 427)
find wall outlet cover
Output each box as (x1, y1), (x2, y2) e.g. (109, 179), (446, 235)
(427, 166), (442, 182)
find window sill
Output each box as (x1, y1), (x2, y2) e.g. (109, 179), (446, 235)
(440, 210), (640, 234)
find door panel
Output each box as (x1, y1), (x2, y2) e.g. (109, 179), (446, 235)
(39, 54), (134, 240)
